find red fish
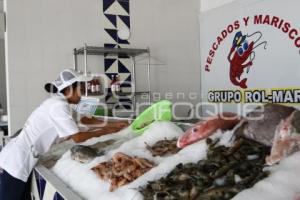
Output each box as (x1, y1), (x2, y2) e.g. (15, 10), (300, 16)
(177, 112), (241, 148)
(266, 110), (300, 165)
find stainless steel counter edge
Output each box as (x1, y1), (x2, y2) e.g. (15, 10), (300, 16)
(34, 165), (84, 200)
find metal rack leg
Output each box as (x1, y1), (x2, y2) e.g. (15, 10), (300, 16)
(73, 48), (78, 71)
(147, 49), (151, 105)
(84, 44), (88, 96)
(132, 56), (136, 111)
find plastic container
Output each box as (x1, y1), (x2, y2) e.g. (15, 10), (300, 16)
(94, 106), (105, 116)
(131, 100), (172, 135)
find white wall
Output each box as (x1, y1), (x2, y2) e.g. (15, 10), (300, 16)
(131, 0), (201, 116)
(5, 0), (201, 134)
(200, 0), (237, 12)
(0, 0), (4, 40)
(0, 39), (5, 114)
(5, 0), (105, 134)
(0, 0), (5, 114)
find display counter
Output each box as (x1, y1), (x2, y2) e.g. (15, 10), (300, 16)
(30, 121), (192, 200)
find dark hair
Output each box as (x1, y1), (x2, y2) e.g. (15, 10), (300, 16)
(44, 83), (58, 93)
(61, 82), (81, 94)
(44, 82), (81, 94)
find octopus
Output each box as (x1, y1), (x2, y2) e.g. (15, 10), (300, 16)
(145, 138), (181, 157)
(91, 152), (155, 192)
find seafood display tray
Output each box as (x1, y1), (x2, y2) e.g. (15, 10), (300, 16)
(31, 122), (300, 200)
(30, 120), (192, 200)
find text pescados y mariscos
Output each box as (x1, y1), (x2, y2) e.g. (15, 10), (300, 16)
(205, 14), (300, 72)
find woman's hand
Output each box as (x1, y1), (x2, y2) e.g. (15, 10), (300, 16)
(81, 116), (129, 128)
(106, 121), (129, 129)
(80, 116), (103, 125)
(81, 116), (129, 126)
(72, 120), (130, 143)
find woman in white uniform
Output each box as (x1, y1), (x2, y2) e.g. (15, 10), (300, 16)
(0, 69), (128, 200)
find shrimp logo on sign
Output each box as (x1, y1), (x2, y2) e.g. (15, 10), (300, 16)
(227, 31), (267, 89)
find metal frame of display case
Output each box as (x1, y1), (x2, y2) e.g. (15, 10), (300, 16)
(73, 44), (152, 109)
(30, 121), (192, 200)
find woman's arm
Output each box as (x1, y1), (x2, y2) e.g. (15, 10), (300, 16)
(71, 122), (129, 143)
(80, 116), (129, 129)
(80, 116), (104, 125)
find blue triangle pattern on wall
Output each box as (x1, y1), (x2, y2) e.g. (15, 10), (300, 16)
(121, 79), (131, 88)
(117, 37), (130, 45)
(118, 1), (130, 14)
(34, 171), (46, 200)
(105, 14), (117, 28)
(105, 73), (118, 80)
(104, 0), (132, 105)
(54, 192), (65, 200)
(105, 29), (118, 43)
(103, 0), (115, 12)
(118, 15), (130, 28)
(124, 74), (131, 82)
(105, 58), (117, 71)
(118, 60), (130, 73)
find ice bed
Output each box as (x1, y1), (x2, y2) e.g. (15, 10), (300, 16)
(31, 119), (300, 200)
(30, 118), (192, 200)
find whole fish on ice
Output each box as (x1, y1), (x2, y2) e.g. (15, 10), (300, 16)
(235, 104), (295, 146)
(71, 139), (116, 163)
(177, 112), (241, 148)
(71, 145), (99, 163)
(266, 110), (300, 165)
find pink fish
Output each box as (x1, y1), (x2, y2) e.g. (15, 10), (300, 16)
(294, 193), (300, 200)
(177, 112), (241, 148)
(266, 110), (300, 165)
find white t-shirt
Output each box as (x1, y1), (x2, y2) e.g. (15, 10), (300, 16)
(0, 94), (79, 182)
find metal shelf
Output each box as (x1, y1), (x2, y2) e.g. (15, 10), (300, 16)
(74, 46), (149, 56)
(73, 44), (152, 110)
(107, 91), (150, 96)
(85, 91), (150, 98)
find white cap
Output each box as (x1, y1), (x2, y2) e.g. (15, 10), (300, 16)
(45, 69), (92, 93)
